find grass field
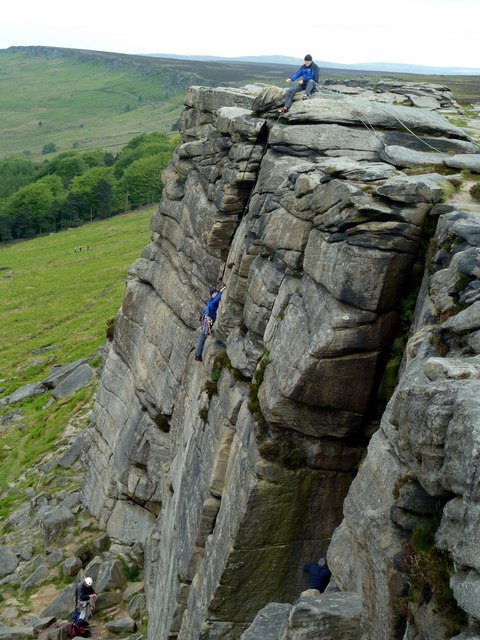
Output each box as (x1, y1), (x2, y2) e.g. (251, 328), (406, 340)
(0, 207), (154, 386)
(0, 207), (155, 517)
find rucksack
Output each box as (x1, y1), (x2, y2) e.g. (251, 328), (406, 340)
(66, 616), (91, 638)
(65, 620), (92, 638)
(69, 608), (82, 624)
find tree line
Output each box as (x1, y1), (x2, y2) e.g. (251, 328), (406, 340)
(0, 132), (179, 241)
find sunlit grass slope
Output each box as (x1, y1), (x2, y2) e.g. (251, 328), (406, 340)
(0, 207), (154, 392)
(0, 207), (154, 518)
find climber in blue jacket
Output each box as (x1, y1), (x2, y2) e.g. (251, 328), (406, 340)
(194, 283), (227, 362)
(279, 54), (320, 113)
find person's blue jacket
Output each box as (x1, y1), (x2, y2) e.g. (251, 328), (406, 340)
(303, 562), (331, 592)
(291, 62), (320, 84)
(204, 291), (223, 322)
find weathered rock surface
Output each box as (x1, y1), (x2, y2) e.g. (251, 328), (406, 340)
(328, 210), (480, 637)
(79, 81), (479, 639)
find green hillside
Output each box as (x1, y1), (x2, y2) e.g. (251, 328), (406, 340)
(0, 207), (154, 516)
(0, 48), (188, 160)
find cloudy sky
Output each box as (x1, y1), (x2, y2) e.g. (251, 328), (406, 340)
(1, 0), (479, 69)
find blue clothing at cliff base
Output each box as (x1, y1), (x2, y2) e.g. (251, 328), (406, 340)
(303, 563), (331, 592)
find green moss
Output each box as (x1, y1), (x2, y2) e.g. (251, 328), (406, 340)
(400, 288), (419, 333)
(248, 354), (269, 427)
(258, 438), (307, 470)
(439, 180), (458, 202)
(123, 562), (141, 581)
(402, 164), (458, 176)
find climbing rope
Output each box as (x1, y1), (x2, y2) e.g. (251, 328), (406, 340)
(316, 84), (446, 155)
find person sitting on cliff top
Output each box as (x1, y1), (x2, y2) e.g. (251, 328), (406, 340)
(194, 283), (227, 362)
(279, 54), (320, 113)
(303, 557), (331, 592)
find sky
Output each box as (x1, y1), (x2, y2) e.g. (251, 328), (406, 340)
(1, 0), (479, 70)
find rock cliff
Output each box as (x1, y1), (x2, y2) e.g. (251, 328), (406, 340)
(81, 80), (480, 639)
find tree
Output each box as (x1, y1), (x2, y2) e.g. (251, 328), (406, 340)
(0, 157), (38, 199)
(4, 175), (65, 236)
(113, 132), (175, 178)
(39, 153), (89, 187)
(42, 143), (57, 155)
(70, 167), (116, 221)
(96, 179), (113, 218)
(116, 154), (167, 209)
(0, 212), (13, 242)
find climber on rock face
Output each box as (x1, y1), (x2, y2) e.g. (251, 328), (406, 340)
(194, 283), (227, 362)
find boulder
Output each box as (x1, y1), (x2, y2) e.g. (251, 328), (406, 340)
(106, 617), (137, 634)
(280, 592), (363, 639)
(0, 382), (45, 408)
(95, 559), (127, 592)
(380, 144), (446, 168)
(41, 583), (76, 618)
(37, 506), (75, 543)
(445, 154), (480, 173)
(0, 624), (35, 638)
(20, 564), (49, 591)
(0, 546), (19, 577)
(51, 364), (95, 399)
(240, 602), (291, 639)
(373, 173), (444, 204)
(62, 557), (82, 577)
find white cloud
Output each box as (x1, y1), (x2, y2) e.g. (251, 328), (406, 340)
(1, 0), (478, 69)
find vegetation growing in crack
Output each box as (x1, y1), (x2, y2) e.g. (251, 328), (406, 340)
(400, 521), (467, 637)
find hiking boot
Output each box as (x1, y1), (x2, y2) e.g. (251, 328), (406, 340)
(302, 94), (308, 100)
(278, 106), (289, 113)
(194, 355), (203, 362)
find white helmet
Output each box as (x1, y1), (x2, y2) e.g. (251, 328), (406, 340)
(84, 577), (93, 586)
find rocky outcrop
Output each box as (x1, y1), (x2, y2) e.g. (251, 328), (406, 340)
(80, 81), (479, 639)
(328, 208), (480, 639)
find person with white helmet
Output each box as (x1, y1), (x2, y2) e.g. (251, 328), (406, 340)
(76, 576), (96, 621)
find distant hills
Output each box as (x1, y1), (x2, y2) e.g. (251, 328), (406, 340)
(148, 53), (480, 77)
